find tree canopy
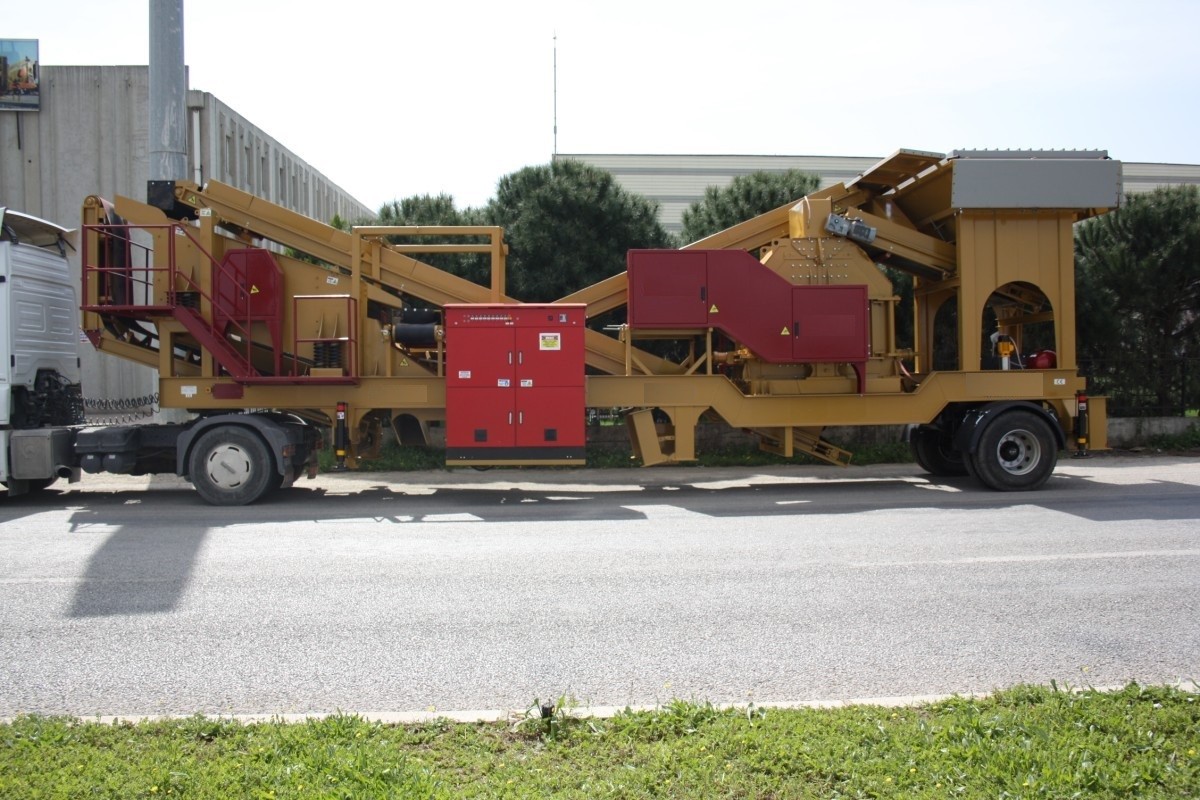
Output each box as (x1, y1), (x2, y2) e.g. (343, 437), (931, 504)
(375, 160), (671, 302)
(484, 159), (671, 302)
(1075, 184), (1200, 414)
(679, 169), (820, 244)
(375, 194), (490, 287)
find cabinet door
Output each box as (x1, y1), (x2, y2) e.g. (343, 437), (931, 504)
(791, 286), (868, 362)
(515, 387), (585, 448)
(513, 325), (585, 388)
(627, 250), (709, 327)
(446, 326), (514, 389)
(446, 388), (514, 448)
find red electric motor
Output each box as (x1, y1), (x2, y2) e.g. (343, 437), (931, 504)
(1028, 350), (1057, 370)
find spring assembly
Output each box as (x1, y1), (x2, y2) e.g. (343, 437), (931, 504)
(312, 341), (343, 369)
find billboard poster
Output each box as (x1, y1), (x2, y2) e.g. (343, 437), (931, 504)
(0, 39), (39, 111)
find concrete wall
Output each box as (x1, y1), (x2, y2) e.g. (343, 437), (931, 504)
(1106, 416), (1197, 447)
(1, 66), (156, 407)
(0, 65), (372, 407)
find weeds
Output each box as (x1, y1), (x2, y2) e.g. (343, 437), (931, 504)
(3, 684), (1197, 799)
(515, 695), (587, 742)
(1147, 421), (1200, 450)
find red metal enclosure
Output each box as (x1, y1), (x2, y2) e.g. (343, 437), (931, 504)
(791, 285), (868, 363)
(627, 249), (868, 388)
(213, 248), (284, 375)
(445, 304), (586, 463)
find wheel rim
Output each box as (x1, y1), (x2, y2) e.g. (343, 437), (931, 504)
(204, 444), (253, 489)
(995, 428), (1041, 475)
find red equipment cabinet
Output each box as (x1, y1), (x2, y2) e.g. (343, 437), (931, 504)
(444, 304), (586, 464)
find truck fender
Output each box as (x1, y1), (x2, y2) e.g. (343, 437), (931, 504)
(954, 401), (1067, 456)
(175, 414), (304, 478)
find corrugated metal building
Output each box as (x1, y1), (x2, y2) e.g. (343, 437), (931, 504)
(0, 65), (372, 405)
(562, 153), (1200, 236)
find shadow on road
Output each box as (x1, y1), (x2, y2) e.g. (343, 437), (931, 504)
(7, 467), (1196, 528)
(3, 467), (1195, 618)
(66, 525), (207, 618)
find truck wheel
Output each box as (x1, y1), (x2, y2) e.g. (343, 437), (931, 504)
(910, 426), (968, 476)
(189, 427), (276, 505)
(968, 410), (1057, 491)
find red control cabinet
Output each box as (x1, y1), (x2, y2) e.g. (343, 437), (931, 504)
(445, 304), (586, 464)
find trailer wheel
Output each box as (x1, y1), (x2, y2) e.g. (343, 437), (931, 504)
(910, 426), (968, 477)
(189, 427), (276, 505)
(968, 409), (1057, 491)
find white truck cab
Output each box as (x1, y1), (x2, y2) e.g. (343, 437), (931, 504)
(0, 208), (82, 495)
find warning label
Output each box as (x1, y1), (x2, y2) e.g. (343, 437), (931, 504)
(539, 333), (562, 351)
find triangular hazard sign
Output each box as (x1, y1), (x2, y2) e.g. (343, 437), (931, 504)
(780, 327), (790, 335)
(250, 285), (260, 294)
(709, 304), (719, 313)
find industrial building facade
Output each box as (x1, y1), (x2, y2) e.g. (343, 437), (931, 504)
(562, 153), (1200, 237)
(0, 65), (372, 403)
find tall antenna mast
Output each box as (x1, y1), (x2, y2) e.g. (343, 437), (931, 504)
(553, 32), (558, 157)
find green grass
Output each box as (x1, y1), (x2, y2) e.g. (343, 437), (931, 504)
(3, 684), (1197, 798)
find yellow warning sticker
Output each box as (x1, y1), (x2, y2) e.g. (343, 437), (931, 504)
(710, 304), (719, 313)
(780, 327), (790, 335)
(250, 285), (260, 294)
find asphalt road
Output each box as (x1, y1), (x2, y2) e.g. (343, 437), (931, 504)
(1, 455), (1198, 719)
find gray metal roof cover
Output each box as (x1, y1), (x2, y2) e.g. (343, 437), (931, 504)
(949, 153), (1122, 209)
(950, 149), (1109, 160)
(0, 208), (74, 248)
(849, 148), (945, 193)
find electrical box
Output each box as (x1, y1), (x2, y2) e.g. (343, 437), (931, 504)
(445, 304), (586, 465)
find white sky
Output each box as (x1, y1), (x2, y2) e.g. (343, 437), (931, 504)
(15, 0), (1200, 212)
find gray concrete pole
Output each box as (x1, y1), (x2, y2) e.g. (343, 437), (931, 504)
(149, 0), (187, 181)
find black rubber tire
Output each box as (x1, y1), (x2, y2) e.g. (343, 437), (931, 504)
(188, 426), (276, 506)
(910, 426), (969, 477)
(968, 409), (1058, 491)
